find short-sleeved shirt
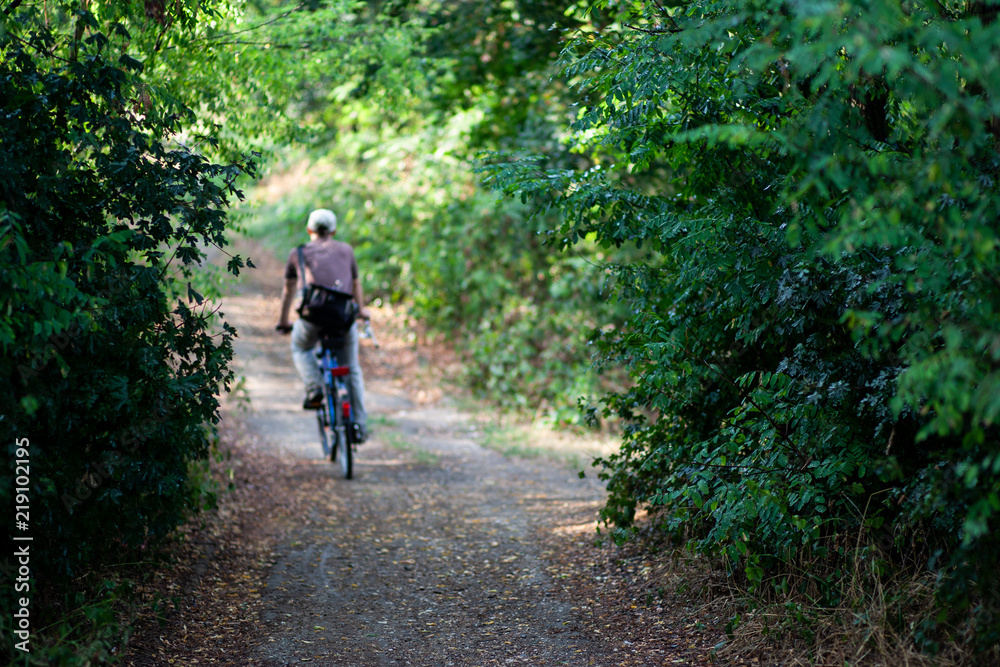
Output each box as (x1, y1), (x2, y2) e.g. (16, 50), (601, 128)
(285, 239), (358, 295)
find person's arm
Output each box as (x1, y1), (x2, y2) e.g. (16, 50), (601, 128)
(352, 278), (371, 320)
(277, 277), (298, 329)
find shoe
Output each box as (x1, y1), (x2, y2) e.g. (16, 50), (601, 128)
(303, 388), (323, 410)
(352, 422), (367, 444)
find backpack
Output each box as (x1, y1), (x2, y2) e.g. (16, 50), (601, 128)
(295, 245), (358, 332)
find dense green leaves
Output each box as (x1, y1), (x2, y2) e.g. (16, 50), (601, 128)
(486, 0), (1000, 653)
(1, 1), (253, 657)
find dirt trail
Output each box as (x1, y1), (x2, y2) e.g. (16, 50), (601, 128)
(220, 242), (645, 666)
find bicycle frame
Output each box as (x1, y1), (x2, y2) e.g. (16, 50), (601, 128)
(316, 331), (355, 478)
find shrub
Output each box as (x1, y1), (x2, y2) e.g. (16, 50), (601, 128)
(1, 7), (253, 658)
(486, 0), (1000, 653)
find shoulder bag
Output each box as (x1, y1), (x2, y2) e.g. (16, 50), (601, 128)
(295, 245), (358, 331)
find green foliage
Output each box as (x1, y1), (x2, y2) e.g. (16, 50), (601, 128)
(239, 0), (629, 421)
(0, 0), (252, 656)
(147, 0), (436, 161)
(13, 0), (1000, 656)
(485, 0), (1000, 653)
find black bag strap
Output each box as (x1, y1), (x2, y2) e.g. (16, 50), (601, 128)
(296, 244), (307, 299)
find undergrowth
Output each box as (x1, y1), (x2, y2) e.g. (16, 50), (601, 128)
(615, 519), (1000, 666)
(1, 566), (153, 666)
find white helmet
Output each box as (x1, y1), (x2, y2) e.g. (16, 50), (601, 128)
(307, 208), (337, 233)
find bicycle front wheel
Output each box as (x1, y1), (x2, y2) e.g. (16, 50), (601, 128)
(335, 424), (352, 479)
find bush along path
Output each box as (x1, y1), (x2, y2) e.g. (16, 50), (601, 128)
(119, 243), (738, 666)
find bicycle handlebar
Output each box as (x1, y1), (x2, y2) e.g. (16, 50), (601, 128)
(277, 321), (377, 347)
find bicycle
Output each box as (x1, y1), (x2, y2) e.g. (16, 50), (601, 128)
(315, 325), (360, 478)
(277, 321), (375, 478)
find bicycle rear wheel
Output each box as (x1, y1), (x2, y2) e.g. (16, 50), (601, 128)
(332, 379), (353, 478)
(334, 423), (352, 478)
(317, 408), (332, 459)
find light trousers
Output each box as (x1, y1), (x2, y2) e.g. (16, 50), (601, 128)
(291, 319), (367, 427)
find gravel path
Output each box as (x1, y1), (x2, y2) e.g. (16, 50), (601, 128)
(117, 242), (737, 667)
(222, 246), (638, 666)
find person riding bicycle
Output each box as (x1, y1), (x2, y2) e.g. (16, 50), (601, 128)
(276, 208), (370, 441)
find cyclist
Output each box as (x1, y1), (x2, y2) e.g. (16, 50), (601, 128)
(276, 208), (370, 441)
